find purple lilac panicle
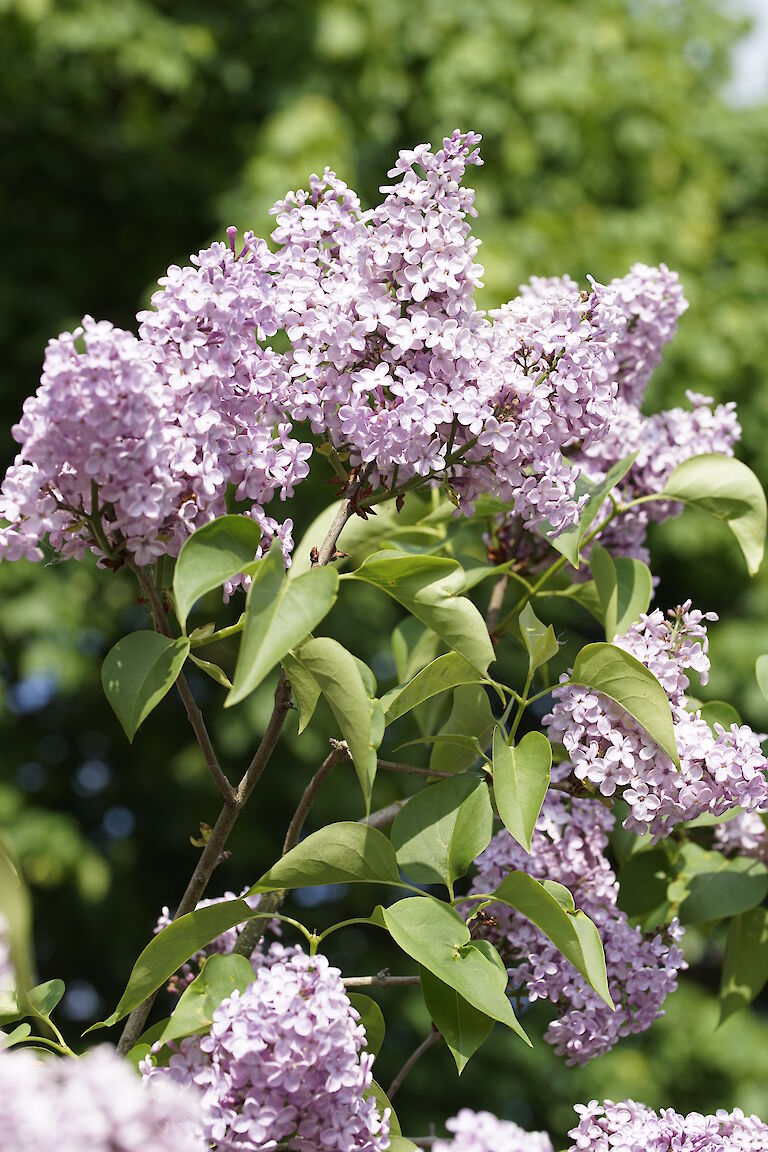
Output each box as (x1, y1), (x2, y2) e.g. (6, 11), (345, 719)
(471, 787), (685, 1065)
(545, 603), (768, 837)
(568, 1099), (768, 1151)
(143, 943), (388, 1152)
(0, 1044), (204, 1151)
(155, 890), (265, 991)
(433, 1109), (553, 1152)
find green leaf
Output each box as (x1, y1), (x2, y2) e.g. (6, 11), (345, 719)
(250, 822), (402, 892)
(673, 847), (768, 925)
(420, 946), (500, 1073)
(189, 653), (233, 690)
(756, 655), (768, 704)
(429, 684), (496, 775)
(157, 954), (255, 1045)
(290, 638), (382, 811)
(391, 774), (493, 892)
(492, 729), (551, 853)
(391, 618), (441, 684)
(282, 652), (321, 734)
(101, 631), (190, 741)
(699, 700), (741, 732)
(616, 847), (675, 924)
(719, 908), (768, 1024)
(172, 514), (263, 628)
(382, 653), (482, 725)
(489, 873), (612, 1007)
(544, 453), (638, 567)
(351, 551), (494, 673)
(0, 834), (33, 999)
(348, 993), (385, 1058)
(662, 453), (767, 576)
(590, 543), (653, 639)
(518, 603), (558, 673)
(0, 1023), (31, 1050)
(387, 1140), (419, 1152)
(227, 543), (339, 706)
(570, 642), (679, 767)
(382, 897), (530, 1044)
(27, 979), (65, 1020)
(90, 898), (257, 1030)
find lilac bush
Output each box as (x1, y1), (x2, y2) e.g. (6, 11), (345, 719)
(1, 130), (768, 1150)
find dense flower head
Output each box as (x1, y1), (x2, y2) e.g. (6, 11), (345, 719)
(0, 1044), (204, 1151)
(143, 943), (388, 1152)
(568, 1099), (768, 1151)
(433, 1109), (553, 1152)
(714, 810), (768, 861)
(471, 784), (685, 1064)
(545, 603), (768, 837)
(593, 262), (688, 406)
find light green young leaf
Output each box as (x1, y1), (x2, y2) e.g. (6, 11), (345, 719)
(489, 872), (612, 1007)
(382, 653), (482, 725)
(27, 979), (65, 1020)
(189, 654), (233, 690)
(590, 543), (653, 639)
(518, 602), (559, 673)
(250, 822), (402, 892)
(382, 897), (530, 1044)
(570, 642), (679, 767)
(157, 954), (256, 1045)
(662, 453), (767, 576)
(429, 684), (495, 775)
(291, 638), (381, 811)
(101, 631), (190, 741)
(719, 908), (768, 1025)
(347, 993), (386, 1058)
(420, 945), (500, 1073)
(0, 1023), (31, 1050)
(386, 1140), (419, 1152)
(390, 774), (493, 892)
(492, 729), (551, 854)
(351, 551), (494, 673)
(227, 543), (339, 706)
(89, 898), (258, 1030)
(543, 453), (638, 567)
(172, 514), (263, 628)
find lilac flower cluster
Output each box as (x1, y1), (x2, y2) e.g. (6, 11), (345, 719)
(155, 890), (265, 992)
(714, 810), (768, 862)
(0, 1044), (204, 1151)
(471, 784), (686, 1064)
(546, 603), (768, 837)
(568, 1099), (768, 1151)
(433, 1109), (553, 1152)
(1, 131), (654, 569)
(144, 943), (388, 1151)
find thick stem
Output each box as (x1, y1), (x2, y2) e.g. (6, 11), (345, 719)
(362, 799), (407, 829)
(343, 974), (420, 988)
(485, 573), (509, 639)
(387, 1029), (441, 1100)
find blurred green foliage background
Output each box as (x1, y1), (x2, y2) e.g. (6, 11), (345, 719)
(2, 0), (768, 1140)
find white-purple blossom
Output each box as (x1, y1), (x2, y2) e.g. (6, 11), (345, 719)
(714, 810), (768, 862)
(545, 603), (768, 837)
(155, 890), (266, 992)
(0, 1044), (204, 1151)
(471, 786), (686, 1065)
(433, 1109), (553, 1152)
(568, 1099), (768, 1151)
(143, 943), (388, 1151)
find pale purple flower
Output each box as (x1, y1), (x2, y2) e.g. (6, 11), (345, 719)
(568, 1099), (768, 1151)
(433, 1109), (553, 1152)
(144, 943), (388, 1152)
(0, 1044), (204, 1151)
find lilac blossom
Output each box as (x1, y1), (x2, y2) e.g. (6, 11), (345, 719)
(545, 603), (768, 837)
(0, 1044), (204, 1151)
(714, 810), (768, 862)
(433, 1109), (553, 1152)
(155, 890), (266, 992)
(143, 943), (388, 1152)
(471, 784), (686, 1065)
(568, 1099), (768, 1151)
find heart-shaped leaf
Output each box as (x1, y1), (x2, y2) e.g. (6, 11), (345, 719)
(492, 729), (551, 853)
(173, 514), (263, 628)
(102, 632), (190, 741)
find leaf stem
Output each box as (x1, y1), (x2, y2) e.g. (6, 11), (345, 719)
(387, 1029), (441, 1100)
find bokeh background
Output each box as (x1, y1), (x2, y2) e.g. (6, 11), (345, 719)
(2, 0), (768, 1141)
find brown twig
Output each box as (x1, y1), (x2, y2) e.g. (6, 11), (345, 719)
(343, 974), (420, 988)
(485, 572), (509, 640)
(387, 1029), (441, 1100)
